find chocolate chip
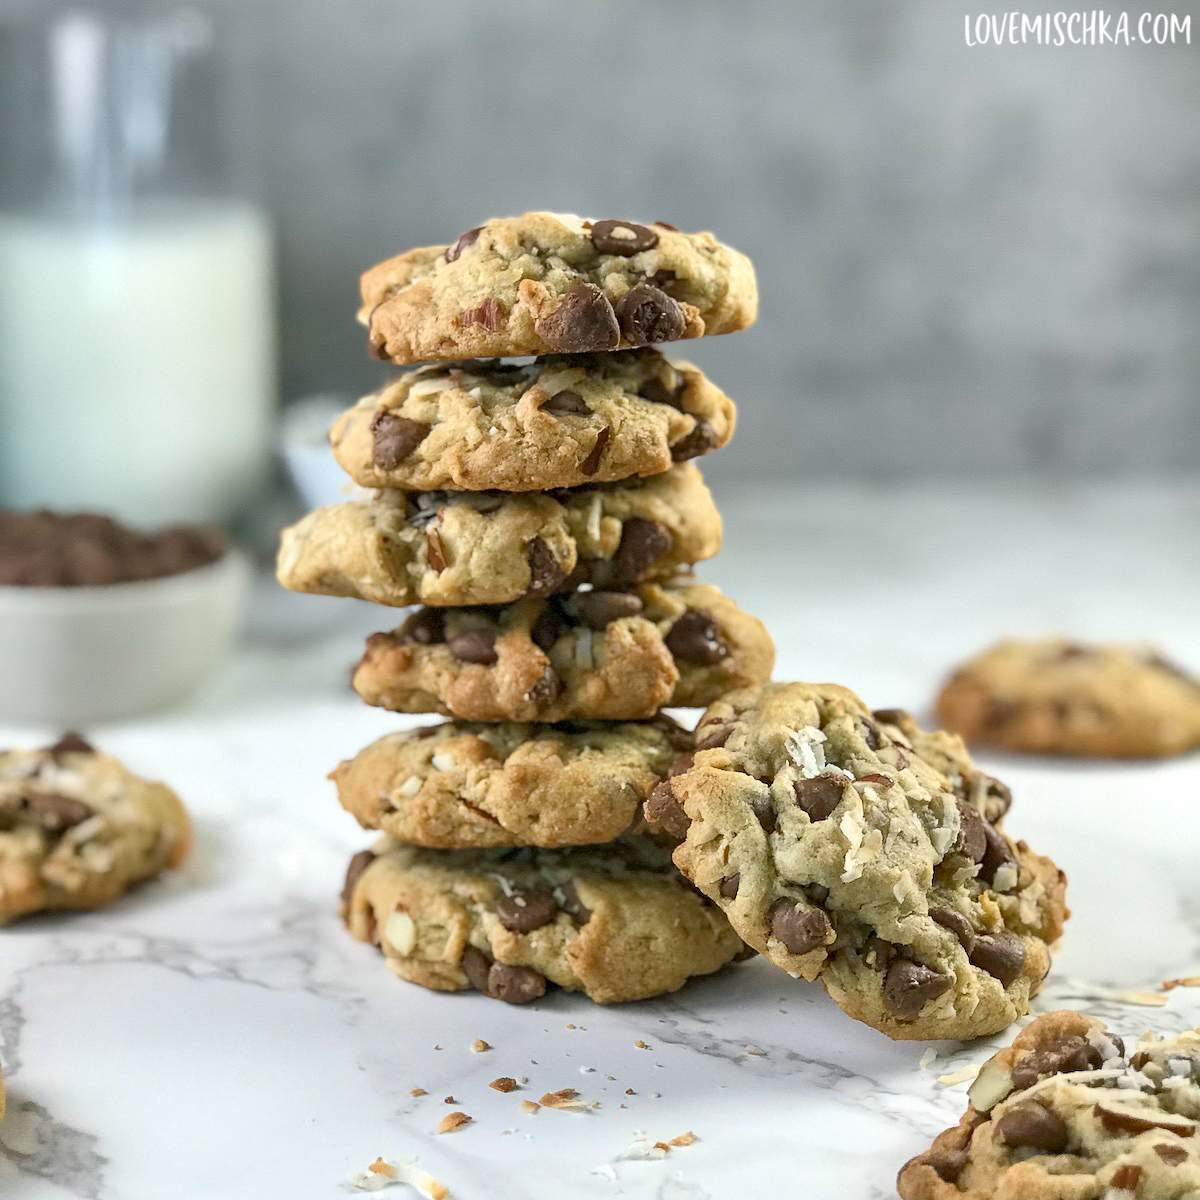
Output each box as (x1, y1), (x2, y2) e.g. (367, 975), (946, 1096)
(341, 849), (376, 908)
(535, 282), (619, 352)
(882, 959), (951, 1020)
(994, 1102), (1069, 1152)
(794, 774), (845, 822)
(614, 284), (685, 346)
(610, 518), (672, 584)
(808, 883), (830, 904)
(668, 753), (694, 777)
(530, 606), (564, 651)
(399, 608), (445, 645)
(557, 882), (591, 925)
(542, 389), (589, 416)
(979, 823), (1015, 885)
(665, 610), (728, 665)
(589, 219), (659, 256)
(426, 527), (447, 573)
(461, 945), (493, 993)
(21, 790), (93, 833)
(719, 873), (740, 899)
(871, 708), (910, 727)
(644, 780), (689, 840)
(926, 1147), (968, 1184)
(695, 721), (730, 750)
(930, 906), (976, 953)
(954, 801), (987, 863)
(858, 772), (894, 789)
(1110, 1166), (1143, 1190)
(488, 962), (547, 1005)
(525, 538), (565, 597)
(569, 591), (643, 628)
(445, 225), (482, 262)
(458, 298), (505, 330)
(670, 421), (717, 462)
(447, 627), (498, 664)
(970, 931), (1026, 986)
(866, 937), (896, 969)
(750, 792), (777, 834)
(46, 732), (96, 758)
(580, 426), (610, 476)
(859, 719), (883, 750)
(1011, 1036), (1102, 1090)
(768, 898), (831, 956)
(526, 665), (561, 707)
(495, 890), (558, 933)
(1154, 1144), (1188, 1165)
(370, 413), (430, 470)
(638, 376), (683, 409)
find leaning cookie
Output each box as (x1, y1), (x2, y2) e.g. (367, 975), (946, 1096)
(331, 351), (735, 492)
(276, 463), (721, 609)
(937, 638), (1200, 759)
(0, 735), (191, 923)
(341, 838), (743, 1005)
(657, 684), (1067, 1040)
(898, 1010), (1200, 1198)
(331, 716), (691, 849)
(352, 580), (776, 722)
(360, 212), (758, 364)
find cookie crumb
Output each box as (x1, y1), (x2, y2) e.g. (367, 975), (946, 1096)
(1110, 989), (1169, 1007)
(490, 1077), (518, 1093)
(1162, 975), (1200, 991)
(520, 1100), (540, 1115)
(625, 1088), (636, 1096)
(471, 1039), (492, 1053)
(348, 1155), (448, 1198)
(437, 1111), (472, 1135)
(634, 1040), (650, 1050)
(745, 1044), (766, 1057)
(443, 1096), (458, 1105)
(669, 1131), (698, 1147)
(538, 1088), (597, 1112)
(410, 1087), (428, 1098)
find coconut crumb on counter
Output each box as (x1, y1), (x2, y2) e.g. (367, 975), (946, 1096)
(489, 1077), (518, 1093)
(437, 1112), (472, 1135)
(519, 1100), (540, 1115)
(669, 1132), (698, 1147)
(348, 1155), (449, 1198)
(470, 1040), (492, 1053)
(409, 1088), (428, 1098)
(937, 1066), (980, 1087)
(538, 1088), (597, 1112)
(634, 1040), (650, 1050)
(745, 1044), (766, 1057)
(1162, 975), (1200, 991)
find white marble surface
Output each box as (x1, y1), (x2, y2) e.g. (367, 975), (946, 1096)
(3, 481), (1200, 1200)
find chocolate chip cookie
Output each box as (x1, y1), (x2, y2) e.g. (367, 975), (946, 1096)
(0, 735), (191, 923)
(341, 837), (743, 1005)
(275, 464), (721, 609)
(330, 351), (735, 492)
(360, 212), (758, 364)
(659, 683), (1068, 1040)
(332, 716), (691, 849)
(899, 1010), (1200, 1198)
(351, 580), (776, 722)
(937, 638), (1200, 759)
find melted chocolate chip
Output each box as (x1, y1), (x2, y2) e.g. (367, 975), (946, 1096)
(883, 959), (951, 1019)
(1010, 1036), (1102, 1090)
(979, 823), (1016, 885)
(719, 873), (740, 899)
(671, 421), (717, 463)
(447, 627), (498, 664)
(557, 882), (591, 925)
(768, 898), (831, 955)
(569, 591), (643, 628)
(969, 931), (1026, 986)
(371, 413), (430, 470)
(1154, 1144), (1188, 1166)
(665, 610), (728, 665)
(525, 538), (566, 597)
(46, 732), (97, 758)
(461, 945), (493, 993)
(750, 792), (777, 834)
(20, 790), (93, 833)
(495, 890), (558, 933)
(954, 801), (988, 863)
(399, 608), (445, 645)
(668, 753), (695, 777)
(794, 774), (845, 822)
(638, 376), (684, 409)
(526, 664), (561, 707)
(994, 1102), (1069, 1152)
(458, 298), (505, 330)
(488, 961), (548, 1004)
(580, 426), (610, 476)
(930, 906), (976, 953)
(341, 849), (376, 908)
(530, 606), (564, 652)
(609, 518), (672, 584)
(590, 219), (659, 256)
(445, 225), (482, 262)
(542, 389), (589, 416)
(535, 283), (619, 352)
(644, 780), (689, 840)
(871, 708), (911, 727)
(695, 721), (730, 750)
(615, 284), (685, 346)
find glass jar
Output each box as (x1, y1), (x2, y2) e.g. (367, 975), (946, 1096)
(0, 0), (276, 524)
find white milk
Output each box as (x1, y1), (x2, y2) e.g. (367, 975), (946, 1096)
(0, 203), (276, 523)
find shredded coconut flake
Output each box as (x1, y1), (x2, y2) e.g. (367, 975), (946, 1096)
(937, 1066), (980, 1087)
(348, 1156), (449, 1198)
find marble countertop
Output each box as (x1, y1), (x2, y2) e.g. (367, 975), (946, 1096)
(3, 480), (1199, 1200)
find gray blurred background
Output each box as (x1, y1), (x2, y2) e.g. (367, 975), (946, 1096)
(239, 0), (1198, 485)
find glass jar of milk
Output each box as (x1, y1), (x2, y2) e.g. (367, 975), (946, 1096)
(0, 3), (276, 524)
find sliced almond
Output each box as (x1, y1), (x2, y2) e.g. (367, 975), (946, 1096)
(1094, 1102), (1197, 1137)
(968, 1061), (1014, 1111)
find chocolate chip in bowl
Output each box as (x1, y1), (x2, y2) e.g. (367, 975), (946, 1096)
(0, 509), (248, 723)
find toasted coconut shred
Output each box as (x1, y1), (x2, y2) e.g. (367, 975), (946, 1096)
(937, 1065), (980, 1087)
(538, 1087), (598, 1112)
(437, 1111), (472, 1134)
(349, 1155), (449, 1198)
(1163, 975), (1200, 991)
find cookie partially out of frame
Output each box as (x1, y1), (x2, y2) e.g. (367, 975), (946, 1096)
(351, 579), (776, 723)
(341, 838), (743, 1005)
(0, 735), (190, 923)
(331, 716), (691, 849)
(330, 351), (735, 492)
(276, 463), (721, 609)
(898, 1010), (1200, 1198)
(360, 212), (757, 364)
(657, 683), (1068, 1040)
(937, 638), (1200, 759)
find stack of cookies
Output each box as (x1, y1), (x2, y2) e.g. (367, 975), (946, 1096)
(277, 211), (775, 1004)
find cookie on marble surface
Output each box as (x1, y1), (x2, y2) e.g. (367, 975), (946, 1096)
(937, 638), (1200, 759)
(341, 838), (743, 1005)
(898, 1009), (1200, 1198)
(658, 683), (1068, 1040)
(351, 580), (776, 723)
(330, 351), (735, 492)
(332, 716), (691, 849)
(359, 212), (758, 364)
(275, 463), (721, 609)
(0, 734), (190, 923)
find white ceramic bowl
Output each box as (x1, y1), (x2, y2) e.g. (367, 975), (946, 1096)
(0, 550), (249, 725)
